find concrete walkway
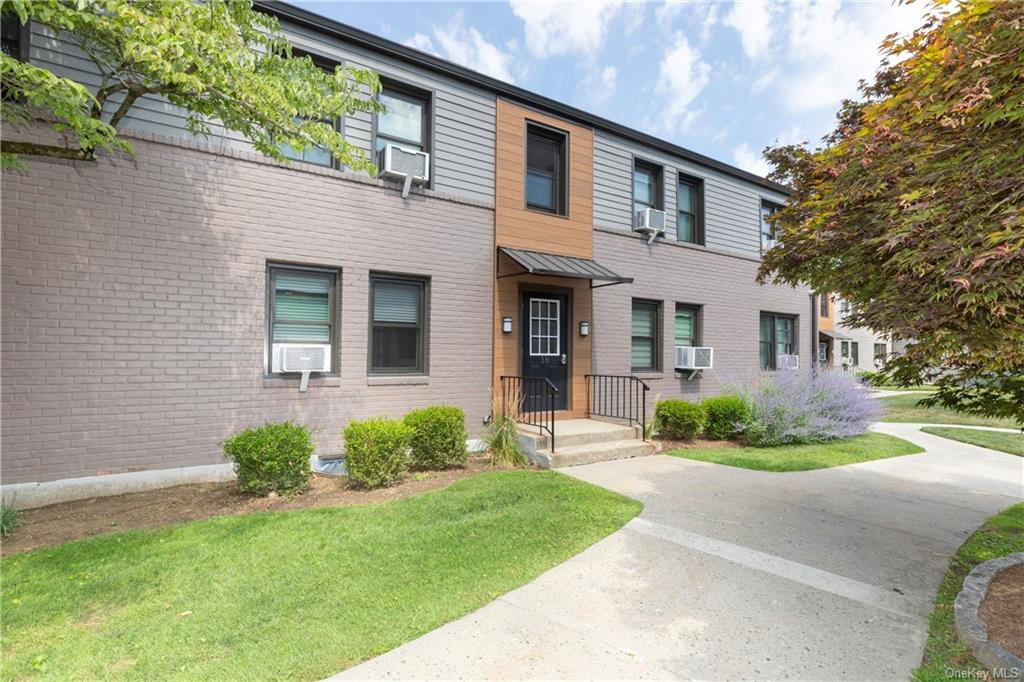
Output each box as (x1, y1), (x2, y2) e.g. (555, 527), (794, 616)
(336, 423), (1023, 681)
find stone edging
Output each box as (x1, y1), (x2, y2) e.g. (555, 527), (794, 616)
(954, 552), (1024, 680)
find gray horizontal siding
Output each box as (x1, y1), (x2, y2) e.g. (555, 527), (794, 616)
(594, 130), (787, 257)
(27, 18), (496, 205)
(286, 21), (495, 204)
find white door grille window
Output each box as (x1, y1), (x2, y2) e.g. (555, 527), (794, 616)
(529, 298), (560, 356)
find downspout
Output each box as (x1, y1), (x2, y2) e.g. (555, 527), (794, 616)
(810, 293), (819, 375)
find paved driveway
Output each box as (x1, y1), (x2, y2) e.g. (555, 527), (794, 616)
(337, 423), (1023, 680)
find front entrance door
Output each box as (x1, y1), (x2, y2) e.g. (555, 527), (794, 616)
(521, 291), (569, 411)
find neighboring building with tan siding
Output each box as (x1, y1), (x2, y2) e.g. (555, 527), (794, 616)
(1, 2), (812, 497)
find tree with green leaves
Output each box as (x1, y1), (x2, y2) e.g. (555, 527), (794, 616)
(0, 0), (382, 171)
(759, 0), (1024, 424)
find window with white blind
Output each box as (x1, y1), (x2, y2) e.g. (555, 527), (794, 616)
(267, 265), (337, 373)
(370, 275), (428, 374)
(631, 300), (661, 372)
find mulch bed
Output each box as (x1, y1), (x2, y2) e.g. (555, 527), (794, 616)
(652, 437), (743, 452)
(980, 562), (1024, 657)
(2, 457), (495, 556)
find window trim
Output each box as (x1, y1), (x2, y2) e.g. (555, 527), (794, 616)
(368, 272), (430, 376)
(524, 120), (569, 216)
(632, 158), (664, 220)
(759, 311), (797, 371)
(276, 50), (342, 169)
(1, 10), (29, 62)
(674, 303), (700, 348)
(372, 78), (434, 188)
(676, 173), (704, 244)
(760, 200), (784, 252)
(631, 299), (662, 373)
(265, 263), (340, 377)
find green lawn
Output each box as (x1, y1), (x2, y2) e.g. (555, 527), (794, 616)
(0, 471), (641, 680)
(921, 426), (1024, 456)
(665, 433), (923, 472)
(913, 502), (1024, 681)
(877, 394), (1020, 428)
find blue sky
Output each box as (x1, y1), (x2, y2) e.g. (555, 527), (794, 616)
(294, 1), (929, 177)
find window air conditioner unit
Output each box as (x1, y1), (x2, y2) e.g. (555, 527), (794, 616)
(675, 345), (714, 370)
(633, 208), (666, 244)
(778, 354), (800, 370)
(274, 343), (330, 374)
(379, 143), (430, 184)
(840, 356), (853, 366)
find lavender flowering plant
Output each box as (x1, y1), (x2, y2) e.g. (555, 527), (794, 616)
(741, 371), (881, 447)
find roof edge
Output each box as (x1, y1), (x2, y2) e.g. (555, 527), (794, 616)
(255, 0), (791, 196)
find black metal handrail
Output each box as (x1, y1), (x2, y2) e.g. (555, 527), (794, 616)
(499, 375), (558, 452)
(585, 374), (651, 439)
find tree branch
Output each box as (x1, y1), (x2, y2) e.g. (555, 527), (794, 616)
(0, 140), (94, 161)
(107, 89), (145, 130)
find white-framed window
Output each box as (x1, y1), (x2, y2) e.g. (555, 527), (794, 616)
(529, 298), (560, 356)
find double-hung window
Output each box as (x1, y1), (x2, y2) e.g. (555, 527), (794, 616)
(370, 275), (427, 374)
(278, 53), (337, 167)
(676, 175), (703, 244)
(819, 294), (830, 318)
(760, 201), (782, 251)
(759, 312), (795, 370)
(631, 300), (661, 372)
(874, 343), (887, 364)
(525, 123), (567, 215)
(675, 305), (699, 348)
(267, 265), (337, 374)
(375, 84), (430, 155)
(633, 160), (662, 224)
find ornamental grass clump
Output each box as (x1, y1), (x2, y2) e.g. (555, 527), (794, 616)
(742, 371), (881, 447)
(484, 392), (527, 468)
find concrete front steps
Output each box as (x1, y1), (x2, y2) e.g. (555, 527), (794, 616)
(517, 418), (656, 468)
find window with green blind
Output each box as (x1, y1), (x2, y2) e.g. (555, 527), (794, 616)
(370, 275), (427, 374)
(268, 265), (336, 373)
(675, 305), (698, 347)
(631, 300), (660, 372)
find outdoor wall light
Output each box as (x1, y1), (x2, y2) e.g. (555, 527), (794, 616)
(579, 321), (590, 337)
(502, 316), (513, 334)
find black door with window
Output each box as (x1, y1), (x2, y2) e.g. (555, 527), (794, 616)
(521, 292), (569, 411)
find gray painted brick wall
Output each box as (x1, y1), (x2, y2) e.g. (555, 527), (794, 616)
(593, 229), (812, 413)
(1, 137), (494, 485)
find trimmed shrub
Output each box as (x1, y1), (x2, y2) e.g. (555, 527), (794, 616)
(856, 370), (885, 387)
(404, 405), (468, 469)
(344, 417), (412, 488)
(741, 371), (881, 447)
(702, 395), (750, 440)
(223, 421), (313, 496)
(654, 399), (707, 440)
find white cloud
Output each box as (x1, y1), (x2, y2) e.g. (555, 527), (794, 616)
(751, 66), (780, 94)
(652, 34), (711, 135)
(579, 65), (618, 106)
(778, 1), (929, 112)
(655, 2), (719, 43)
(510, 0), (625, 58)
(733, 142), (771, 177)
(404, 12), (516, 83)
(723, 2), (776, 60)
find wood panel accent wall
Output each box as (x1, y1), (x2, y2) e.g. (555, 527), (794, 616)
(818, 294), (834, 331)
(493, 274), (592, 418)
(495, 99), (594, 258)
